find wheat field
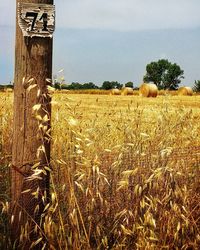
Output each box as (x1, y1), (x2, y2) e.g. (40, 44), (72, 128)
(0, 92), (200, 249)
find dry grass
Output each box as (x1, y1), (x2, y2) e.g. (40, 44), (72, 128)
(60, 89), (110, 95)
(56, 88), (199, 96)
(0, 92), (13, 248)
(0, 92), (200, 249)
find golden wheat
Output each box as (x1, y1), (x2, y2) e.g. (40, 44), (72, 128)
(0, 92), (200, 249)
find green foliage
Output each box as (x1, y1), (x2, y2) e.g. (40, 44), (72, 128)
(0, 85), (14, 90)
(66, 82), (83, 90)
(101, 81), (123, 90)
(54, 82), (99, 90)
(163, 63), (184, 90)
(143, 59), (184, 90)
(125, 81), (134, 88)
(54, 82), (62, 90)
(82, 82), (99, 89)
(193, 80), (200, 92)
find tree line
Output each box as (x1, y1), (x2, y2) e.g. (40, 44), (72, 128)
(1, 59), (200, 91)
(53, 59), (200, 91)
(54, 80), (134, 90)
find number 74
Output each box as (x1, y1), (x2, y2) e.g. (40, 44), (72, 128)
(26, 12), (48, 31)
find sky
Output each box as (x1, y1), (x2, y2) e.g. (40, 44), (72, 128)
(1, 0), (200, 87)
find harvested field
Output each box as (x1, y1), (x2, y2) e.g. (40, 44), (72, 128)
(0, 92), (200, 249)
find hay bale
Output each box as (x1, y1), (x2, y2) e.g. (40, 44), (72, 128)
(121, 87), (133, 95)
(3, 88), (13, 92)
(139, 83), (158, 97)
(177, 86), (193, 96)
(110, 88), (121, 95)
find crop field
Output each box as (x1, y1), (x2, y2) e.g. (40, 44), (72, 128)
(0, 92), (200, 249)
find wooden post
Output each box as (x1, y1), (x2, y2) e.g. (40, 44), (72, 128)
(11, 0), (54, 247)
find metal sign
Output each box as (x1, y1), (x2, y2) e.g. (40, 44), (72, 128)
(18, 3), (55, 38)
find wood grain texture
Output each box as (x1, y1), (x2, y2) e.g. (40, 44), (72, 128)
(11, 0), (53, 247)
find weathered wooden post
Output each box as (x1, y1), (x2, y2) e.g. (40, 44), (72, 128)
(11, 0), (55, 247)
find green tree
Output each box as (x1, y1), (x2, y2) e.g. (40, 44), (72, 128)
(62, 83), (70, 89)
(125, 81), (134, 88)
(66, 82), (82, 90)
(163, 63), (184, 90)
(143, 59), (184, 89)
(101, 81), (123, 90)
(115, 82), (123, 89)
(82, 82), (99, 89)
(54, 81), (61, 90)
(193, 80), (200, 92)
(59, 82), (99, 90)
(53, 74), (66, 90)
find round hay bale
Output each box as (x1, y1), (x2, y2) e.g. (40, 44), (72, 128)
(121, 87), (133, 95)
(3, 88), (13, 92)
(177, 86), (193, 96)
(139, 83), (158, 97)
(110, 88), (121, 95)
(186, 87), (193, 96)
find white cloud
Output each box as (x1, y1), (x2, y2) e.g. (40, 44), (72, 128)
(1, 0), (200, 31)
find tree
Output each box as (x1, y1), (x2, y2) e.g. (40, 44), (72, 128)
(82, 82), (99, 89)
(101, 81), (123, 90)
(125, 81), (134, 88)
(193, 80), (200, 92)
(163, 63), (184, 90)
(143, 59), (184, 90)
(67, 82), (82, 90)
(53, 74), (65, 89)
(54, 81), (62, 89)
(60, 82), (99, 90)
